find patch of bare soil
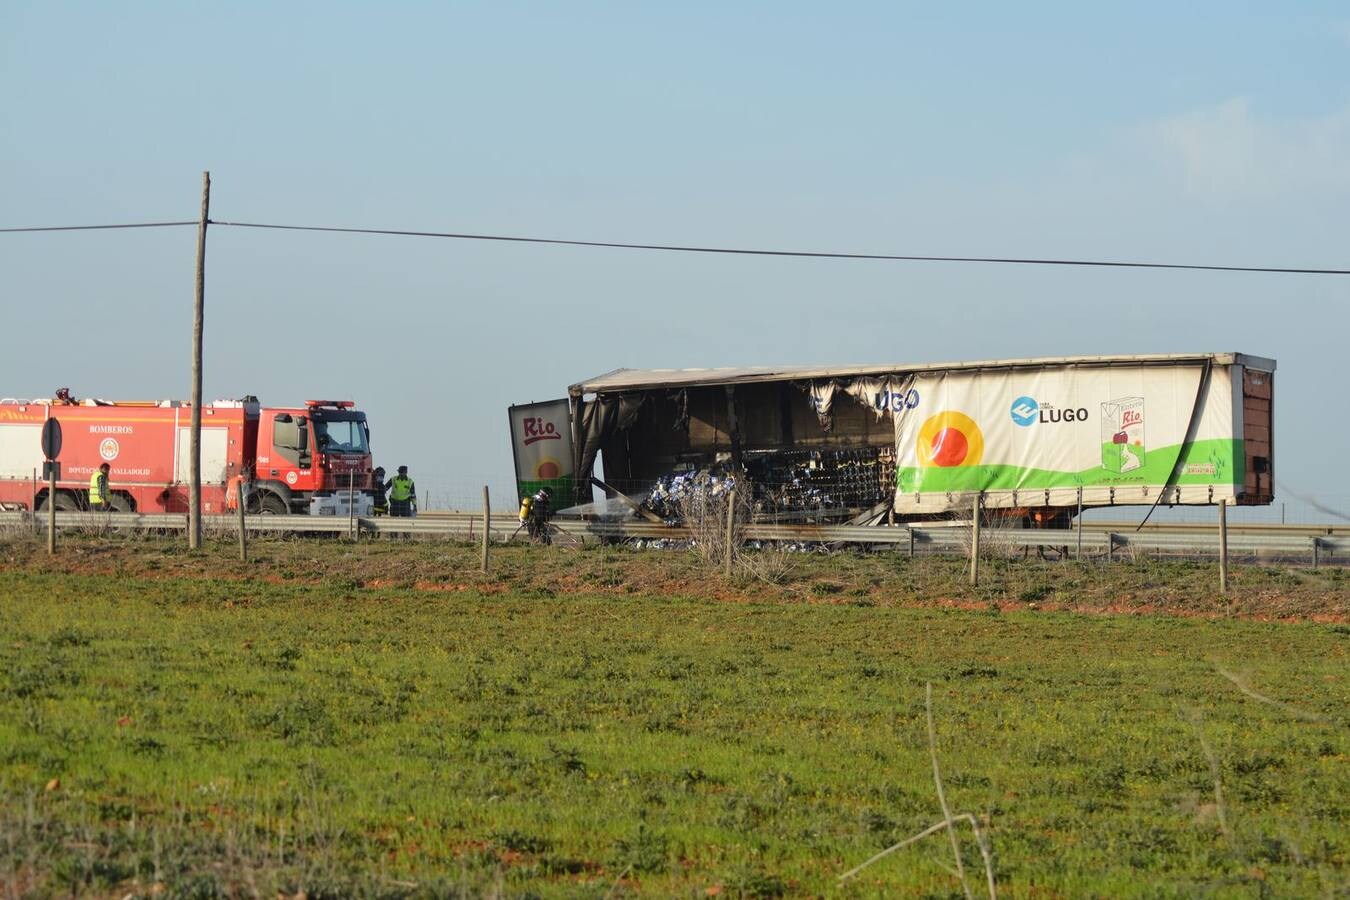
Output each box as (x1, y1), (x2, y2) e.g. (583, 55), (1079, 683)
(2, 536), (1346, 623)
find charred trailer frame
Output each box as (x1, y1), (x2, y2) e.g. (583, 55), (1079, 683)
(569, 380), (898, 521)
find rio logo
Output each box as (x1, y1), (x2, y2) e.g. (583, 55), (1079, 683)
(873, 389), (920, 413)
(522, 417), (562, 446)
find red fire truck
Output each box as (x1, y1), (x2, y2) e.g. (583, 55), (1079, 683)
(0, 394), (374, 516)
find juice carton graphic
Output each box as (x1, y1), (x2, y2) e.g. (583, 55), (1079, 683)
(1101, 397), (1145, 473)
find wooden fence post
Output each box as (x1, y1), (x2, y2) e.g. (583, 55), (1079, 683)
(1218, 498), (1229, 592)
(481, 485), (490, 575)
(347, 478), (355, 541)
(237, 483), (248, 562)
(724, 489), (736, 578)
(1076, 486), (1083, 561)
(968, 494), (981, 586)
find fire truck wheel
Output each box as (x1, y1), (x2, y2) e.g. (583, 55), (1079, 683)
(258, 493), (288, 515)
(107, 494), (133, 513)
(38, 492), (81, 512)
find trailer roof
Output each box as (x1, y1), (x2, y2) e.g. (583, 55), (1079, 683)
(570, 352), (1276, 395)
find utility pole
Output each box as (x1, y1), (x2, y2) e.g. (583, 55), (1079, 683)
(189, 171), (210, 550)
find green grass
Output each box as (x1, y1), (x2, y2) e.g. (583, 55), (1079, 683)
(0, 543), (1347, 897)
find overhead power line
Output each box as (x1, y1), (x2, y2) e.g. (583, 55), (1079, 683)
(4, 217), (1350, 275)
(0, 221), (197, 233)
(1275, 480), (1350, 523)
(204, 220), (1350, 275)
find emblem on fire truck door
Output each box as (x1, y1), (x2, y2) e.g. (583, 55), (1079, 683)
(99, 438), (120, 461)
(285, 471), (298, 485)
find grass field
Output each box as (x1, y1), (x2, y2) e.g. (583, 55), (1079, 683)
(1, 537), (1347, 897)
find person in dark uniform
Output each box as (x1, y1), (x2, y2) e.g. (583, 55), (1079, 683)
(371, 467), (388, 516)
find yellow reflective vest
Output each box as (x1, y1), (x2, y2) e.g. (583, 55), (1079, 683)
(390, 476), (414, 502)
(89, 471), (108, 507)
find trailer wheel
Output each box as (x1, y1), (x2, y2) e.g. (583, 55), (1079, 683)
(258, 493), (288, 515)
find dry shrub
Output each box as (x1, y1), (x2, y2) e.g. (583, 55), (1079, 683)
(953, 503), (1023, 561)
(737, 544), (797, 585)
(0, 514), (39, 545)
(675, 476), (753, 571)
(201, 514), (243, 541)
(71, 510), (117, 539)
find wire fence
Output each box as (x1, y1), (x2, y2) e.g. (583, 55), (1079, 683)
(2, 510), (1345, 569)
(410, 476), (1350, 528)
(5, 468), (1345, 529)
(1080, 494), (1350, 527)
(413, 480), (521, 513)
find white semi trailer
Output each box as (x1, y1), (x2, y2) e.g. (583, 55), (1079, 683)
(539, 352), (1274, 522)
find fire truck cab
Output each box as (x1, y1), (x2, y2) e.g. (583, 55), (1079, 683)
(250, 401), (374, 516)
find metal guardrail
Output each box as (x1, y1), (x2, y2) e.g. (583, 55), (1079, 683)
(1, 510), (1345, 564)
(561, 520), (1348, 563)
(1087, 520), (1348, 537)
(0, 510), (529, 539)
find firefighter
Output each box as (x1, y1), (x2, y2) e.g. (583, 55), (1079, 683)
(371, 467), (389, 516)
(525, 486), (553, 544)
(88, 463), (111, 511)
(387, 465), (417, 517)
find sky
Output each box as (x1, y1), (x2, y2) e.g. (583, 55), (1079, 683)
(2, 2), (1348, 516)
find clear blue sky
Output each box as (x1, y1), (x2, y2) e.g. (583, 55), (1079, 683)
(3, 2), (1348, 512)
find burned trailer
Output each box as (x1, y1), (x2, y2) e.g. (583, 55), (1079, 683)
(561, 353), (1276, 524)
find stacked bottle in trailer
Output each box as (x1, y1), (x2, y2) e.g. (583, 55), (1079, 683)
(0, 396), (375, 516)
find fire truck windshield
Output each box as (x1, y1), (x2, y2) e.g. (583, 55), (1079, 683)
(313, 419), (369, 454)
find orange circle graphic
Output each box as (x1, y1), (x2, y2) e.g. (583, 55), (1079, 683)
(916, 411), (984, 467)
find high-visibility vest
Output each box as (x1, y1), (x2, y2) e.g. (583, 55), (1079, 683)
(89, 471), (108, 507)
(390, 476), (414, 502)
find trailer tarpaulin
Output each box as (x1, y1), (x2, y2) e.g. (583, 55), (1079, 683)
(574, 392), (643, 498)
(892, 364), (1240, 512)
(844, 376), (918, 419)
(806, 375), (917, 430)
